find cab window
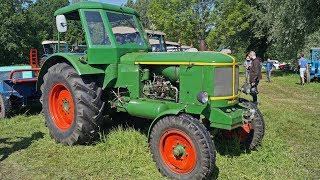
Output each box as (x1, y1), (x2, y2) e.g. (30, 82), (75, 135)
(107, 12), (144, 46)
(84, 11), (111, 45)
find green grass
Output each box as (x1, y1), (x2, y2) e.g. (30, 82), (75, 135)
(1, 71), (319, 179)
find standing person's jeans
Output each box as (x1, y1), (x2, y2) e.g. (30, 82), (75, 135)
(266, 69), (272, 82)
(251, 80), (259, 104)
(245, 70), (250, 83)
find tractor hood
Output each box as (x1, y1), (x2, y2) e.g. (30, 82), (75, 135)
(120, 51), (236, 65)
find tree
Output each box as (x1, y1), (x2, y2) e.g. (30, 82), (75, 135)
(249, 0), (320, 60)
(206, 0), (252, 58)
(27, 0), (69, 53)
(0, 0), (32, 65)
(124, 0), (151, 28)
(148, 0), (215, 49)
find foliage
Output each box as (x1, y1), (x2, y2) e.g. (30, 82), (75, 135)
(27, 0), (69, 50)
(148, 0), (215, 48)
(206, 0), (252, 60)
(249, 0), (320, 61)
(0, 0), (31, 65)
(0, 0), (68, 66)
(124, 0), (151, 28)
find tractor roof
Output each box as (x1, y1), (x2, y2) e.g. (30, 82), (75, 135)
(42, 40), (67, 45)
(54, 1), (139, 17)
(145, 29), (166, 36)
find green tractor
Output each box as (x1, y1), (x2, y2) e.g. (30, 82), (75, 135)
(38, 2), (265, 179)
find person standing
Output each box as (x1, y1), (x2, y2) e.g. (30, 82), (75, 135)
(298, 54), (308, 85)
(266, 59), (273, 82)
(249, 51), (262, 105)
(244, 55), (252, 83)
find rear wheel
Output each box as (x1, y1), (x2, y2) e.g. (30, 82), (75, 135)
(0, 95), (12, 119)
(149, 114), (216, 179)
(41, 63), (104, 145)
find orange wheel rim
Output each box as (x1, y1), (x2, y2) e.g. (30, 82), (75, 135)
(159, 129), (196, 174)
(49, 83), (74, 130)
(237, 123), (253, 143)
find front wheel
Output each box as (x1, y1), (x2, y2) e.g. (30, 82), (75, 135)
(233, 100), (265, 150)
(149, 114), (216, 179)
(41, 63), (104, 145)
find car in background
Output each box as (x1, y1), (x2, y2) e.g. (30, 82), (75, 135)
(269, 60), (280, 69)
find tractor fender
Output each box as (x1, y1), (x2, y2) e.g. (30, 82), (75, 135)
(37, 54), (105, 91)
(147, 108), (185, 141)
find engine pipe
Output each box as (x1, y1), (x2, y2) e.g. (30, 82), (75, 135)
(126, 99), (169, 120)
(153, 66), (180, 82)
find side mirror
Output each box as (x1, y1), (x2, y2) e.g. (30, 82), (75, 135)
(56, 15), (67, 33)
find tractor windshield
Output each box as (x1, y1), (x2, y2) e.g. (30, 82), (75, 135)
(107, 12), (145, 46)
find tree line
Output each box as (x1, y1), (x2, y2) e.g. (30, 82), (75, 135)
(127, 0), (320, 61)
(0, 0), (319, 66)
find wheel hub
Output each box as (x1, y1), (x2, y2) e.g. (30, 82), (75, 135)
(62, 99), (70, 112)
(173, 144), (186, 157)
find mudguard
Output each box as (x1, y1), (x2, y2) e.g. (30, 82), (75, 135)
(147, 108), (184, 140)
(37, 53), (105, 90)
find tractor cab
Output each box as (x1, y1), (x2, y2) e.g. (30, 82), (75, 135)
(145, 29), (167, 52)
(53, 4), (150, 65)
(42, 40), (68, 56)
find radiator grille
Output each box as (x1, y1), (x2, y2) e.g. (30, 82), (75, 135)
(213, 66), (239, 97)
(214, 67), (233, 97)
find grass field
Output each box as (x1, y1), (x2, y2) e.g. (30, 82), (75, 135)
(0, 70), (319, 179)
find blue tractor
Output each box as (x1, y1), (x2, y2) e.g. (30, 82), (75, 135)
(306, 48), (320, 83)
(0, 51), (41, 118)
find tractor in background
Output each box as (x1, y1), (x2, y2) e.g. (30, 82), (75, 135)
(0, 49), (41, 118)
(306, 48), (320, 83)
(37, 2), (265, 179)
(145, 29), (167, 52)
(40, 40), (87, 66)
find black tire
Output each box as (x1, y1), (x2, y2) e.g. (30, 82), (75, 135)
(149, 114), (216, 180)
(0, 95), (12, 119)
(239, 100), (265, 150)
(40, 63), (104, 145)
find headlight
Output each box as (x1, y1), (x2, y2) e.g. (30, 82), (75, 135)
(197, 91), (209, 104)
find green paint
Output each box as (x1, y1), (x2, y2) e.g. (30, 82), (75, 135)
(125, 99), (170, 119)
(103, 64), (118, 88)
(54, 1), (139, 17)
(179, 66), (204, 105)
(121, 51), (234, 64)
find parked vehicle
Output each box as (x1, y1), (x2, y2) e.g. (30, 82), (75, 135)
(0, 65), (40, 118)
(306, 48), (320, 83)
(269, 60), (280, 69)
(37, 2), (265, 179)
